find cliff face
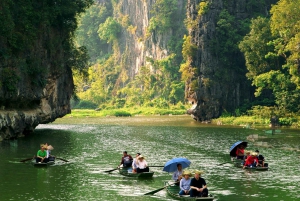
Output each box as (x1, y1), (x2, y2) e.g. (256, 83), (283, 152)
(185, 0), (277, 121)
(0, 39), (74, 140)
(0, 0), (91, 140)
(118, 0), (186, 78)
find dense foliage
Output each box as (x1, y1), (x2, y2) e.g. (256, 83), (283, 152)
(73, 0), (300, 124)
(0, 0), (92, 96)
(239, 0), (300, 114)
(74, 0), (187, 110)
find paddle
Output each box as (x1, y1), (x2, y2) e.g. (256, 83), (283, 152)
(20, 156), (35, 163)
(217, 162), (229, 166)
(104, 165), (163, 173)
(104, 168), (119, 173)
(144, 181), (178, 195)
(57, 157), (69, 162)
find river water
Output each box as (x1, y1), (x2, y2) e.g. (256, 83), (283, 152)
(1, 115), (299, 201)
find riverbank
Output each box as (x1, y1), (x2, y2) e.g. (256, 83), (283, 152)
(64, 109), (300, 128)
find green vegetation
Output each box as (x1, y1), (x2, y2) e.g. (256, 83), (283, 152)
(0, 0), (93, 97)
(239, 0), (300, 114)
(73, 0), (187, 111)
(66, 107), (187, 118)
(71, 0), (300, 127)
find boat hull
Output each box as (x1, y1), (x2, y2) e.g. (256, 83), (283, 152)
(232, 159), (269, 171)
(165, 182), (214, 200)
(31, 159), (55, 167)
(118, 167), (154, 178)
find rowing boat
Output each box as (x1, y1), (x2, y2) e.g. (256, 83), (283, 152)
(31, 158), (56, 167)
(165, 182), (214, 200)
(232, 159), (269, 171)
(118, 167), (154, 178)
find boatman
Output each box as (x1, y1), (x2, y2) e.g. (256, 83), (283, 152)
(172, 163), (183, 185)
(118, 151), (133, 168)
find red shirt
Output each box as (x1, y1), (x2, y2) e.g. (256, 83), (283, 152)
(236, 148), (244, 156)
(244, 156), (258, 166)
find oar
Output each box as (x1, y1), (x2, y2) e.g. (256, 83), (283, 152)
(104, 167), (119, 173)
(20, 156), (35, 162)
(144, 182), (178, 195)
(57, 157), (69, 162)
(217, 162), (229, 166)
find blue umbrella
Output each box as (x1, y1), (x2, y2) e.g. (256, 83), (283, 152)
(229, 141), (248, 157)
(163, 157), (191, 172)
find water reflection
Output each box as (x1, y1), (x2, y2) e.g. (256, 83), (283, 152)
(0, 116), (299, 200)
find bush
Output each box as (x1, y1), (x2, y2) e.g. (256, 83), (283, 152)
(73, 100), (97, 109)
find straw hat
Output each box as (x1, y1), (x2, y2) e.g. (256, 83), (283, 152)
(47, 145), (54, 150)
(182, 170), (191, 176)
(138, 155), (145, 160)
(194, 170), (205, 175)
(245, 150), (251, 154)
(251, 152), (258, 156)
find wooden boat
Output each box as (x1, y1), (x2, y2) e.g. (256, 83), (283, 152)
(118, 167), (154, 178)
(232, 158), (269, 171)
(165, 182), (214, 200)
(31, 158), (56, 167)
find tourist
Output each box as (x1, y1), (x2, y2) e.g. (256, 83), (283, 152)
(172, 164), (183, 185)
(243, 152), (258, 168)
(36, 144), (48, 163)
(132, 153), (141, 173)
(255, 150), (267, 167)
(136, 155), (149, 173)
(243, 150), (251, 164)
(179, 170), (191, 196)
(190, 170), (209, 197)
(236, 145), (245, 160)
(118, 151), (133, 168)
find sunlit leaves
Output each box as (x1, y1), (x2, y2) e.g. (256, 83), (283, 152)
(98, 17), (121, 43)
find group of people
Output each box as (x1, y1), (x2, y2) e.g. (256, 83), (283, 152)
(36, 143), (55, 163)
(118, 151), (149, 173)
(236, 145), (267, 168)
(173, 164), (209, 197)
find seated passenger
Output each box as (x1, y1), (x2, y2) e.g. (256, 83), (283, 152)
(36, 144), (48, 163)
(243, 150), (251, 164)
(255, 150), (267, 167)
(236, 145), (245, 160)
(172, 164), (183, 185)
(179, 170), (191, 196)
(190, 170), (209, 197)
(136, 155), (149, 173)
(132, 153), (141, 173)
(243, 152), (258, 168)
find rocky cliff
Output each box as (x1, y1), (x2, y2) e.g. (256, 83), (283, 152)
(0, 0), (91, 140)
(185, 0), (277, 121)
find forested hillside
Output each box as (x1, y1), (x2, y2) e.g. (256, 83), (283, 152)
(74, 0), (300, 125)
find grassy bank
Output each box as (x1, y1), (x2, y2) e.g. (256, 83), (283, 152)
(66, 108), (187, 118)
(64, 109), (300, 129)
(212, 115), (300, 128)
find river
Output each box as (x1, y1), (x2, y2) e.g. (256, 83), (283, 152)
(1, 115), (299, 201)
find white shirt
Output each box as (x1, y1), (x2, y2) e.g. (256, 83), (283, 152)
(137, 160), (148, 169)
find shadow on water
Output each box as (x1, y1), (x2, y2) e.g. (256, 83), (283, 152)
(0, 116), (299, 200)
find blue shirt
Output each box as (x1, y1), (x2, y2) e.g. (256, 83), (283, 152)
(180, 178), (191, 191)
